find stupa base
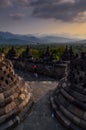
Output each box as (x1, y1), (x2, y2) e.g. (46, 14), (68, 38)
(0, 99), (33, 130)
(50, 96), (82, 130)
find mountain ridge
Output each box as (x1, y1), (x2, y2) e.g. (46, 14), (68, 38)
(0, 31), (85, 45)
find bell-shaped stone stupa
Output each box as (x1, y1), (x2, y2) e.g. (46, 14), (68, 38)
(50, 52), (86, 130)
(0, 54), (33, 130)
(6, 46), (17, 60)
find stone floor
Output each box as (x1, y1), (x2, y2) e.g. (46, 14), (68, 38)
(14, 70), (65, 130)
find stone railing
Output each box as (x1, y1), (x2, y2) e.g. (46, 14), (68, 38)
(12, 59), (66, 79)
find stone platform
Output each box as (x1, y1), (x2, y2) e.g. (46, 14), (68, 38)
(14, 70), (65, 130)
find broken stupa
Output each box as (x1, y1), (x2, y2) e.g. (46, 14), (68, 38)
(0, 52), (33, 130)
(50, 52), (86, 130)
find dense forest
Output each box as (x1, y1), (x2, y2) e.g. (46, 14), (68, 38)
(0, 43), (86, 61)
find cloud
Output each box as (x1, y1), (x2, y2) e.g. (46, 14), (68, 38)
(0, 0), (31, 9)
(10, 13), (25, 20)
(1, 0), (86, 23)
(74, 11), (86, 23)
(0, 0), (12, 8)
(13, 0), (30, 7)
(29, 0), (86, 22)
(60, 0), (76, 4)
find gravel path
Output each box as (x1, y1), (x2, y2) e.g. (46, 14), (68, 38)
(14, 70), (65, 130)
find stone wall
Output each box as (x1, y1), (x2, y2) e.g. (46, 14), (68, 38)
(12, 59), (66, 79)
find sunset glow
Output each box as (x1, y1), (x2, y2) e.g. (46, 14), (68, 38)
(0, 0), (86, 39)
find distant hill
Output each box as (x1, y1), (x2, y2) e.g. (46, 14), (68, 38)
(77, 39), (86, 44)
(0, 32), (41, 45)
(39, 36), (75, 43)
(0, 31), (82, 45)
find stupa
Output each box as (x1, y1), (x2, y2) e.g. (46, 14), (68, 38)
(20, 46), (33, 60)
(61, 45), (75, 62)
(50, 52), (86, 130)
(6, 46), (18, 60)
(0, 53), (33, 130)
(41, 46), (55, 62)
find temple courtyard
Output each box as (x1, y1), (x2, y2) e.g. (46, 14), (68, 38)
(14, 70), (65, 130)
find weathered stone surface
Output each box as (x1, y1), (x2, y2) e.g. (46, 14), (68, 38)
(12, 59), (66, 79)
(0, 56), (33, 130)
(50, 53), (86, 130)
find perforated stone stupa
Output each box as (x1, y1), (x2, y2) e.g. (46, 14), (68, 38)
(0, 54), (33, 130)
(40, 46), (55, 62)
(6, 46), (17, 60)
(20, 46), (33, 60)
(50, 53), (86, 130)
(61, 45), (75, 62)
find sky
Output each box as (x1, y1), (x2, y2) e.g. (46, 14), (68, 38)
(0, 0), (86, 39)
